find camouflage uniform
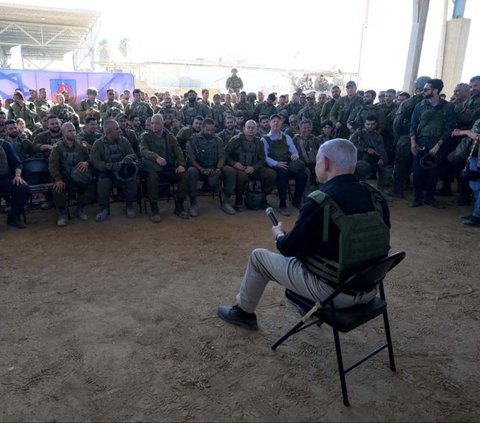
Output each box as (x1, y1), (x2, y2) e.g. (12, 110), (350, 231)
(217, 127), (241, 146)
(125, 101), (153, 126)
(226, 75), (243, 94)
(33, 130), (63, 160)
(293, 133), (321, 188)
(78, 129), (102, 152)
(320, 98), (337, 122)
(329, 95), (363, 138)
(8, 101), (37, 131)
(100, 99), (124, 122)
(78, 98), (102, 124)
(140, 130), (188, 202)
(285, 102), (303, 117)
(120, 127), (140, 158)
(160, 106), (184, 130)
(254, 103), (278, 122)
(234, 101), (254, 121)
(8, 135), (34, 161)
(210, 104), (229, 131)
(50, 104), (76, 124)
(225, 133), (276, 199)
(182, 101), (211, 126)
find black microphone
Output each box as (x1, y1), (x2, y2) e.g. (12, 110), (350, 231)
(265, 207), (279, 226)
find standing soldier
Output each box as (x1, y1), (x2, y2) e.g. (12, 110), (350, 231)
(330, 81), (363, 139)
(226, 68), (244, 95)
(225, 120), (276, 211)
(140, 114), (189, 222)
(90, 120), (138, 221)
(48, 122), (95, 227)
(410, 78), (455, 209)
(254, 93), (278, 122)
(210, 93), (229, 132)
(321, 86), (341, 122)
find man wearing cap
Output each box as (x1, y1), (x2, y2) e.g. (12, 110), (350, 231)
(226, 68), (243, 95)
(330, 81), (363, 139)
(140, 114), (189, 222)
(262, 114), (308, 215)
(90, 119), (138, 221)
(410, 78), (455, 209)
(100, 89), (124, 123)
(79, 87), (102, 124)
(49, 122), (95, 227)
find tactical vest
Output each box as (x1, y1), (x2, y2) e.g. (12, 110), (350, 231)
(57, 140), (84, 175)
(142, 132), (173, 172)
(296, 135), (318, 165)
(231, 135), (260, 166)
(265, 135), (290, 161)
(99, 139), (128, 164)
(416, 99), (450, 138)
(301, 184), (390, 285)
(190, 135), (218, 167)
(183, 103), (202, 126)
(0, 141), (10, 176)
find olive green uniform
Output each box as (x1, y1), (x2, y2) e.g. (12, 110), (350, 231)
(124, 101), (153, 126)
(78, 98), (102, 124)
(8, 101), (37, 131)
(50, 104), (76, 124)
(329, 95), (363, 138)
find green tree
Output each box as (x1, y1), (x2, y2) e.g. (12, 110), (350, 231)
(118, 38), (130, 60)
(97, 39), (111, 63)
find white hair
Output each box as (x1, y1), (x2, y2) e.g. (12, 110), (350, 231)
(317, 138), (357, 169)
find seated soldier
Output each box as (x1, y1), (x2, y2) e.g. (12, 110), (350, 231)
(48, 122), (95, 227)
(140, 114), (189, 222)
(176, 115), (203, 156)
(90, 119), (138, 221)
(225, 120), (276, 211)
(50, 94), (76, 124)
(293, 119), (321, 191)
(78, 116), (102, 152)
(0, 133), (30, 229)
(4, 119), (34, 161)
(317, 119), (335, 145)
(186, 118), (236, 216)
(262, 114), (308, 215)
(217, 114), (240, 146)
(349, 115), (391, 192)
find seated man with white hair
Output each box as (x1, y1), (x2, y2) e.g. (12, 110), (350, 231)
(218, 138), (391, 331)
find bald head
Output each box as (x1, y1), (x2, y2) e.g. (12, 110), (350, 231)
(104, 119), (120, 139)
(61, 122), (76, 141)
(243, 120), (257, 138)
(151, 113), (164, 135)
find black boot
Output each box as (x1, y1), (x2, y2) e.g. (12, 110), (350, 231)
(174, 199), (189, 219)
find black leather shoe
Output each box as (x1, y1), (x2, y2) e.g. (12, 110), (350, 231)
(7, 216), (26, 229)
(217, 305), (258, 331)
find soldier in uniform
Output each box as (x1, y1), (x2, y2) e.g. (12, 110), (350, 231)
(284, 113), (300, 138)
(140, 114), (189, 222)
(350, 116), (390, 192)
(78, 87), (102, 124)
(186, 118), (237, 216)
(226, 68), (243, 95)
(182, 90), (211, 126)
(391, 75), (431, 198)
(48, 122), (95, 227)
(225, 120), (276, 211)
(124, 89), (153, 127)
(8, 91), (37, 132)
(234, 91), (254, 121)
(257, 115), (270, 137)
(100, 88), (124, 123)
(90, 119), (138, 221)
(176, 115), (203, 155)
(317, 120), (335, 145)
(330, 81), (363, 139)
(116, 113), (140, 157)
(34, 88), (53, 114)
(410, 78), (455, 208)
(321, 86), (341, 122)
(0, 130), (30, 229)
(211, 93), (229, 132)
(200, 89), (212, 108)
(293, 119), (321, 190)
(217, 115), (240, 146)
(254, 93), (278, 122)
(262, 114), (308, 215)
(0, 110), (7, 139)
(4, 119), (34, 161)
(33, 114), (63, 160)
(50, 94), (76, 124)
(285, 92), (303, 117)
(348, 89), (381, 132)
(129, 115), (144, 139)
(160, 96), (183, 132)
(223, 93), (234, 114)
(78, 116), (102, 152)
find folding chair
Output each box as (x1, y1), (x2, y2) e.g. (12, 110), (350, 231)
(272, 250), (406, 406)
(22, 158), (54, 218)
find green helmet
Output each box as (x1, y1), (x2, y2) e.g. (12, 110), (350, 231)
(115, 161), (138, 182)
(70, 167), (93, 185)
(419, 153), (441, 170)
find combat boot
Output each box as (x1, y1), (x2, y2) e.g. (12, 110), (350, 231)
(56, 208), (68, 227)
(221, 195), (236, 215)
(76, 205), (88, 221)
(234, 195), (246, 212)
(189, 197), (199, 217)
(174, 199), (189, 219)
(126, 202), (137, 219)
(149, 202), (161, 223)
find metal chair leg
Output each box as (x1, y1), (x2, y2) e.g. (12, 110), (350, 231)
(333, 328), (350, 406)
(382, 310), (396, 372)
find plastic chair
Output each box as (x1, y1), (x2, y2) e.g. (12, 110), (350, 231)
(272, 251), (406, 406)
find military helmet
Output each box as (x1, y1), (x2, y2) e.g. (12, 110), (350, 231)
(70, 167), (93, 185)
(245, 191), (267, 210)
(355, 160), (373, 178)
(231, 68), (238, 73)
(414, 76), (431, 90)
(419, 153), (441, 170)
(115, 161), (138, 182)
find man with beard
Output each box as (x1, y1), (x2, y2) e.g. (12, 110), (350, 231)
(186, 118), (236, 216)
(349, 89), (381, 132)
(115, 113), (139, 157)
(321, 86), (341, 123)
(225, 120), (276, 211)
(234, 91), (254, 122)
(90, 119), (138, 221)
(410, 79), (455, 208)
(33, 114), (63, 160)
(125, 89), (153, 127)
(0, 111), (7, 139)
(0, 130), (30, 229)
(254, 93), (278, 122)
(182, 90), (211, 126)
(4, 119), (34, 161)
(176, 115), (203, 155)
(49, 122), (94, 226)
(8, 91), (37, 132)
(79, 87), (102, 124)
(160, 96), (183, 131)
(210, 93), (229, 132)
(140, 114), (189, 222)
(217, 115), (240, 146)
(100, 88), (124, 123)
(34, 88), (53, 113)
(293, 119), (321, 190)
(78, 116), (102, 152)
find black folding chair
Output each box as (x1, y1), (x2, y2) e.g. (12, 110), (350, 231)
(272, 251), (406, 406)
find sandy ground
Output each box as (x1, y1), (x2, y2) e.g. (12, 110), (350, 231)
(0, 192), (479, 422)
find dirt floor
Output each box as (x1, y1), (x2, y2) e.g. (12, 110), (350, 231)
(0, 192), (479, 422)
